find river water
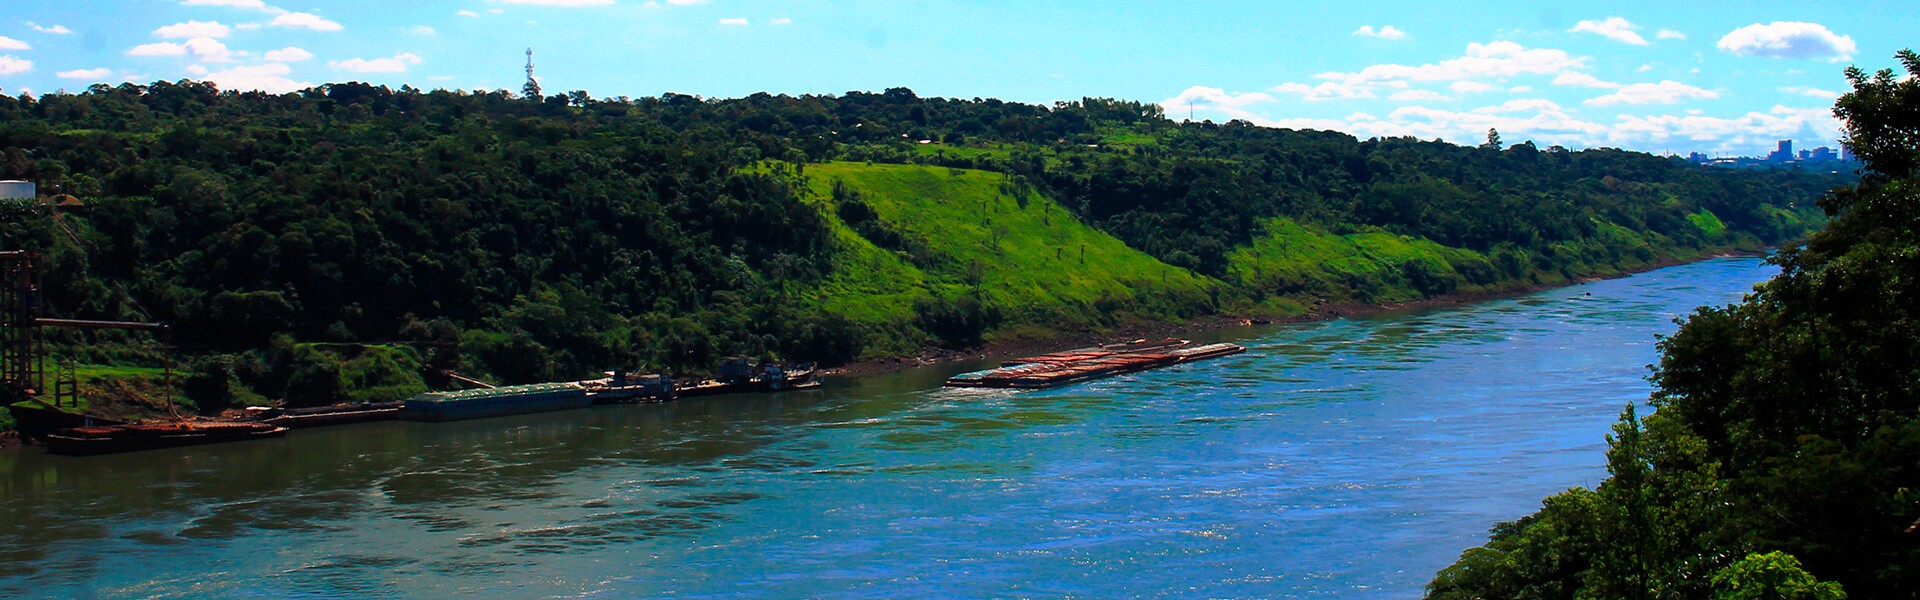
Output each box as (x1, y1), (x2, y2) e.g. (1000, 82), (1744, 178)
(0, 258), (1774, 599)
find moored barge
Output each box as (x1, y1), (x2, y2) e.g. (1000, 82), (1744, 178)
(400, 382), (589, 422)
(44, 421), (289, 456)
(946, 339), (1246, 389)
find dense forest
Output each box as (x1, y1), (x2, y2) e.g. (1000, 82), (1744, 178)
(0, 72), (1847, 411)
(1427, 51), (1920, 599)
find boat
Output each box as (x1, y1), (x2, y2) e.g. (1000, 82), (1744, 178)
(753, 362), (821, 391)
(946, 339), (1246, 389)
(43, 421), (289, 456)
(581, 372), (678, 404)
(677, 358), (823, 397)
(400, 382), (589, 422)
(6, 399), (124, 443)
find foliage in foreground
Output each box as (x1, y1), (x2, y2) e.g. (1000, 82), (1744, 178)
(1427, 50), (1920, 600)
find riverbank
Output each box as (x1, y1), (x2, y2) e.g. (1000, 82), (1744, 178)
(0, 253), (1786, 598)
(825, 249), (1769, 378)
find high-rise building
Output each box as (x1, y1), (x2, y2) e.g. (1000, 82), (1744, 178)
(1768, 140), (1794, 162)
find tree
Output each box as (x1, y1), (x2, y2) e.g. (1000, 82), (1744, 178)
(1710, 552), (1846, 600)
(1483, 128), (1502, 150)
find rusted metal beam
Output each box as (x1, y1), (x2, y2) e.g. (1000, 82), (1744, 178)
(34, 318), (168, 332)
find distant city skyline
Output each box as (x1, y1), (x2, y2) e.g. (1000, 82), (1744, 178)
(1, 1), (1912, 156)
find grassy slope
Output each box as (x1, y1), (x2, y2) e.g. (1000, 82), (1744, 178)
(1224, 207), (1767, 317)
(797, 162), (1214, 352)
(1226, 219), (1482, 312)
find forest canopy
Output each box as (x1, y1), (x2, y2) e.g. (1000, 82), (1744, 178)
(0, 78), (1849, 407)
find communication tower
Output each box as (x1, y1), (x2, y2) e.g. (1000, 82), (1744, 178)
(523, 48), (542, 100)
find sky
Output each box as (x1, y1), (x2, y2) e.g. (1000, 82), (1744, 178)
(0, 0), (1912, 155)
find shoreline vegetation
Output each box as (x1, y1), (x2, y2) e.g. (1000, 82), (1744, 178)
(0, 81), (1847, 431)
(827, 248), (1769, 378)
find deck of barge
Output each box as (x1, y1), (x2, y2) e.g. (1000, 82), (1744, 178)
(945, 340), (1246, 389)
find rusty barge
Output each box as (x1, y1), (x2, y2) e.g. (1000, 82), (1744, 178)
(944, 339), (1246, 389)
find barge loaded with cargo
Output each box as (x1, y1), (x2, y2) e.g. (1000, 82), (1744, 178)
(400, 383), (590, 422)
(945, 339), (1246, 389)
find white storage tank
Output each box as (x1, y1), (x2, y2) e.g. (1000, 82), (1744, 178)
(0, 180), (34, 201)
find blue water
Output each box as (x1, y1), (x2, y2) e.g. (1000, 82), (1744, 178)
(0, 257), (1775, 598)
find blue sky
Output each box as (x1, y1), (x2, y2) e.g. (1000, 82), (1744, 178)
(0, 1), (1911, 155)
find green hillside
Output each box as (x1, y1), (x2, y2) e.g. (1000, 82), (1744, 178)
(0, 83), (1847, 412)
(795, 162), (1213, 352)
(1227, 218), (1493, 311)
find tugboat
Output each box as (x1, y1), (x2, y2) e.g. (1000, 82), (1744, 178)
(581, 370), (678, 404)
(677, 357), (823, 397)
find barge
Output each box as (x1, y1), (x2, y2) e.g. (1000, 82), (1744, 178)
(946, 340), (1246, 389)
(44, 421), (289, 456)
(400, 382), (589, 422)
(258, 401), (404, 428)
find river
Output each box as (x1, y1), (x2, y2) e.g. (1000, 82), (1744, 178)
(0, 257), (1775, 599)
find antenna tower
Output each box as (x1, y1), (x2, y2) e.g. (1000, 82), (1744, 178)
(522, 48), (542, 99)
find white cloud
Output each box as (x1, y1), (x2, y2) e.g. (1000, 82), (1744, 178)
(1570, 17), (1647, 45)
(184, 37), (235, 62)
(57, 68), (113, 80)
(154, 20), (232, 39)
(1780, 86), (1841, 100)
(235, 22), (262, 30)
(263, 46), (314, 62)
(0, 56), (31, 75)
(1313, 41), (1585, 87)
(1275, 80), (1377, 101)
(28, 23), (74, 35)
(667, 0), (708, 4)
(0, 36), (28, 51)
(272, 12), (343, 31)
(126, 38), (236, 62)
(1508, 85), (1533, 93)
(1656, 29), (1686, 41)
(1636, 63), (1653, 72)
(128, 42), (187, 57)
(329, 52), (422, 73)
(1390, 89), (1450, 102)
(1613, 106), (1838, 150)
(1585, 80), (1718, 105)
(181, 0), (273, 10)
(719, 18), (749, 26)
(411, 25), (437, 35)
(1160, 85), (1280, 121)
(496, 0), (615, 5)
(1450, 80), (1493, 93)
(1717, 22), (1855, 60)
(771, 17), (792, 26)
(1552, 72), (1618, 88)
(457, 10), (482, 17)
(1473, 98), (1564, 113)
(202, 62), (310, 93)
(1205, 88), (1835, 153)
(1353, 25), (1406, 40)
